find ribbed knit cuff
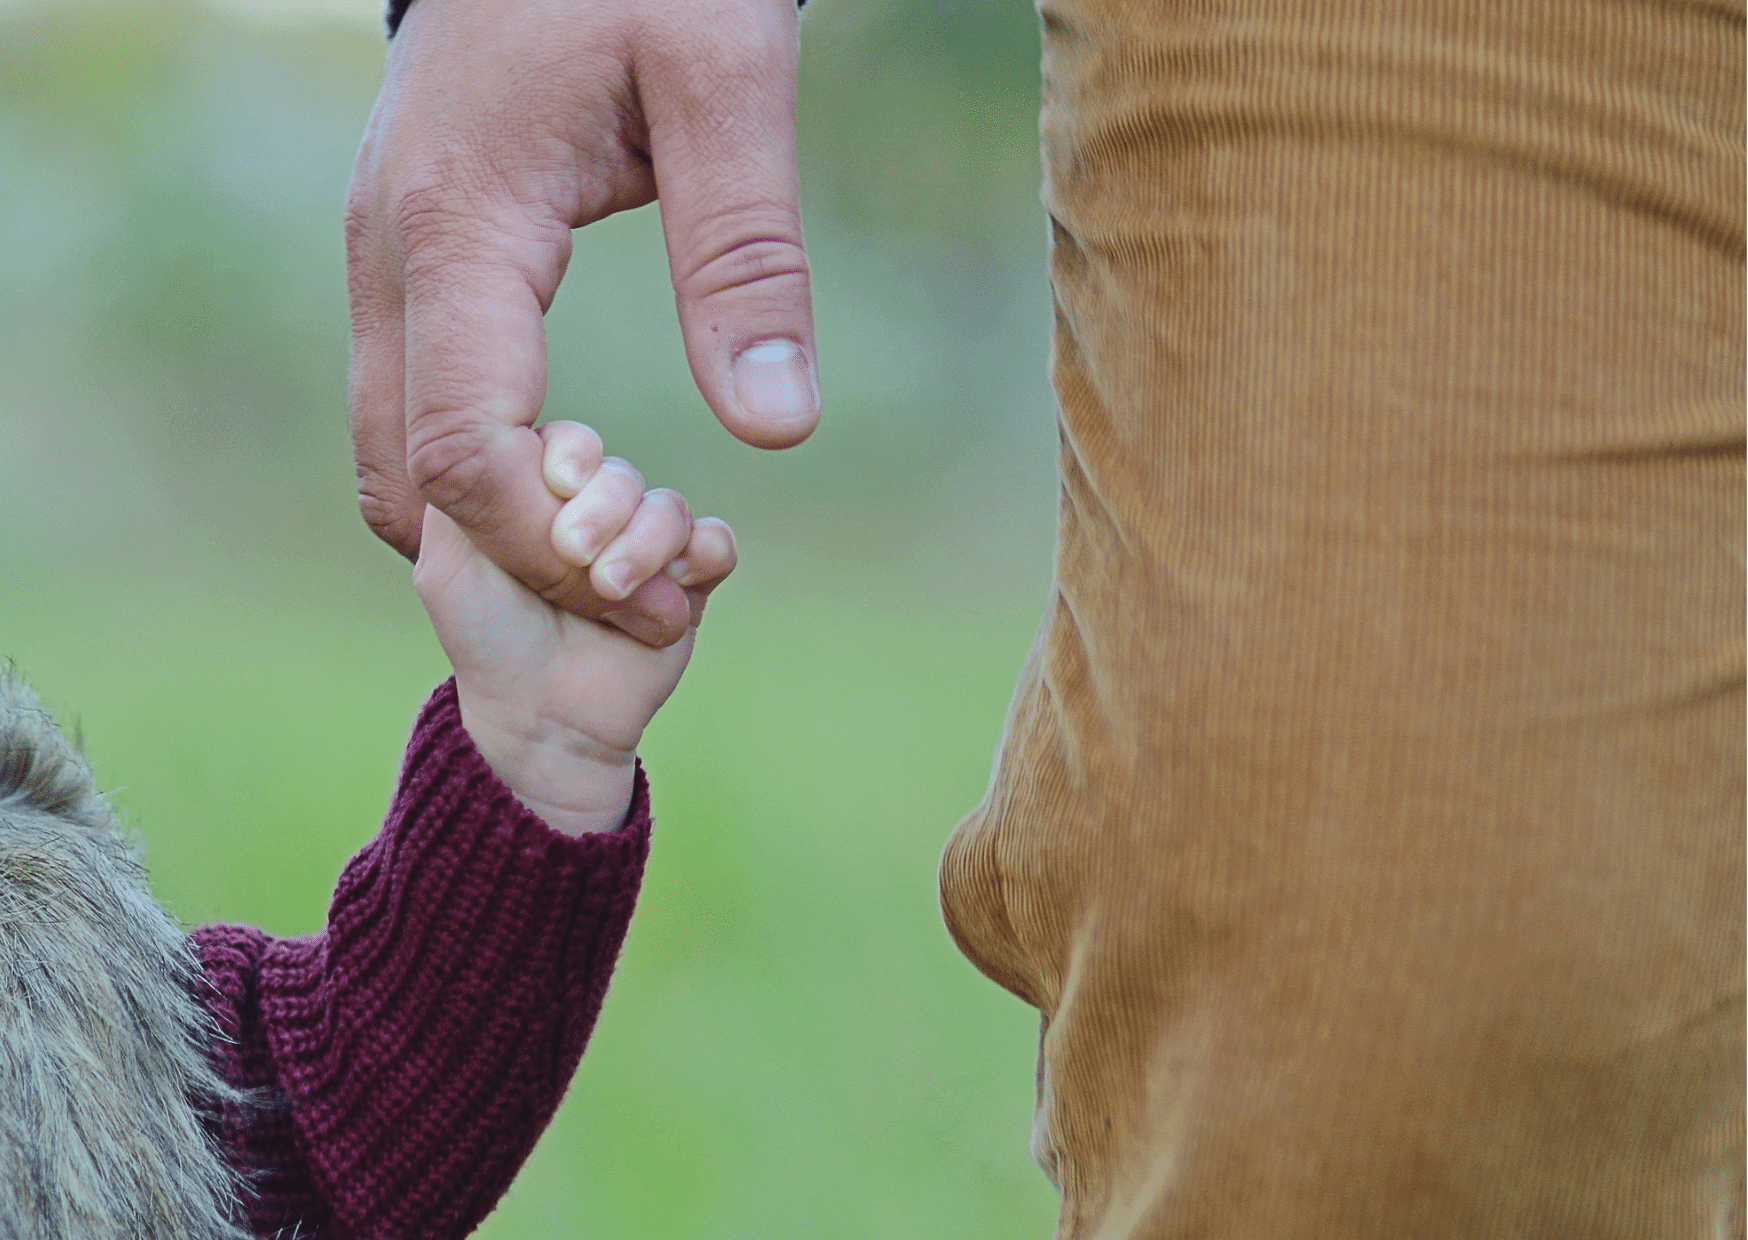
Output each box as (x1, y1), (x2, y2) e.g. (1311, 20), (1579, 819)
(245, 679), (650, 1237)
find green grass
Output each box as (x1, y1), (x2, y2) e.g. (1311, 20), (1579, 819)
(0, 557), (1060, 1238)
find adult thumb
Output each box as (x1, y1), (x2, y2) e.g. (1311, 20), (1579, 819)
(641, 0), (819, 450)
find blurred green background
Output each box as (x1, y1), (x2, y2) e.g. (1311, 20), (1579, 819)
(0, 0), (1062, 1234)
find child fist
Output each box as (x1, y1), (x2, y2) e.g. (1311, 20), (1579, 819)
(414, 423), (736, 835)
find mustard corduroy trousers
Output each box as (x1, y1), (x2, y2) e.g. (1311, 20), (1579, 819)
(941, 3), (1745, 1236)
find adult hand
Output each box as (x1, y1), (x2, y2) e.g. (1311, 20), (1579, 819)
(346, 0), (817, 648)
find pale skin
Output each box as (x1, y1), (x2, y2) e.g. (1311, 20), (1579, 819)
(415, 421), (737, 836)
(349, 0), (815, 649)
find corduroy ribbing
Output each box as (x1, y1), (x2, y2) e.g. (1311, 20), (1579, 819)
(940, 2), (1744, 1237)
(193, 679), (650, 1238)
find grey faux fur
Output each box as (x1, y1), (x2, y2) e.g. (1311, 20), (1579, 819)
(0, 667), (249, 1239)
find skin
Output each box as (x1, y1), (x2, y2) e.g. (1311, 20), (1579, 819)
(348, 0), (816, 650)
(416, 423), (737, 835)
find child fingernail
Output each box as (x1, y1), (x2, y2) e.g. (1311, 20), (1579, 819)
(601, 560), (635, 598)
(547, 458), (584, 498)
(664, 558), (691, 584)
(560, 518), (600, 564)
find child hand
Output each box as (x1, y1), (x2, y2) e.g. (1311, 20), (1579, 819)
(413, 422), (736, 835)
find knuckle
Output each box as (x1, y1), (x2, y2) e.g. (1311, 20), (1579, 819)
(389, 173), (511, 276)
(390, 169), (567, 283)
(646, 487), (693, 525)
(601, 457), (645, 491)
(345, 206), (404, 325)
(541, 421), (602, 467)
(343, 197), (373, 266)
(356, 478), (420, 559)
(343, 178), (388, 255)
(565, 423), (605, 463)
(405, 419), (497, 520)
(394, 204), (474, 276)
(675, 231), (810, 306)
(393, 172), (478, 241)
(696, 514), (735, 546)
(547, 418), (594, 440)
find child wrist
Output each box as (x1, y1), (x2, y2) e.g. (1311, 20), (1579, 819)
(507, 787), (635, 836)
(454, 692), (639, 836)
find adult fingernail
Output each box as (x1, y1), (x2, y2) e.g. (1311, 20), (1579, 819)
(603, 611), (662, 646)
(732, 340), (818, 427)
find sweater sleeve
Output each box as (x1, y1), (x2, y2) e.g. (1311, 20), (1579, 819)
(190, 679), (650, 1240)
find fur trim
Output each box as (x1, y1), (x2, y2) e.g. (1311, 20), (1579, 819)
(0, 666), (250, 1239)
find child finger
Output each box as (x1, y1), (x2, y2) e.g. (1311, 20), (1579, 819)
(665, 517), (737, 591)
(551, 457), (645, 566)
(537, 421), (605, 499)
(591, 488), (694, 602)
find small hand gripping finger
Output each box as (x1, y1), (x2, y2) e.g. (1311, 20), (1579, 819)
(537, 425), (724, 638)
(549, 458), (647, 568)
(590, 488), (695, 603)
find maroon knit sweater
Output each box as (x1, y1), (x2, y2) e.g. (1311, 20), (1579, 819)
(190, 679), (650, 1239)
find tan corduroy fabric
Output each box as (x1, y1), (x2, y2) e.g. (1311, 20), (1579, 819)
(939, 3), (1745, 1237)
